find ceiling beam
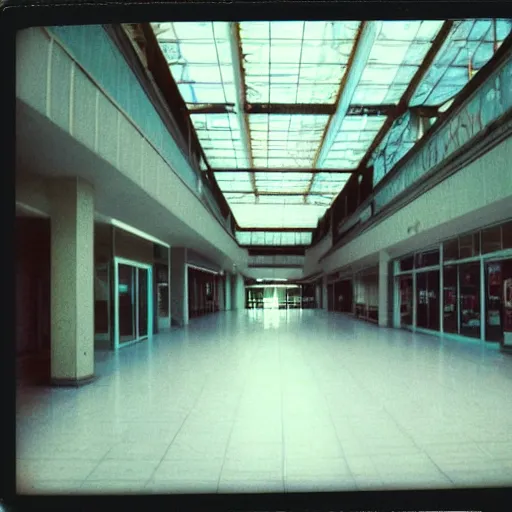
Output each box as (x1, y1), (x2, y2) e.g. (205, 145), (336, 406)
(213, 168), (356, 174)
(228, 22), (257, 197)
(303, 21), (381, 201)
(225, 191), (336, 196)
(357, 20), (454, 172)
(236, 227), (313, 233)
(313, 21), (381, 170)
(188, 103), (398, 116)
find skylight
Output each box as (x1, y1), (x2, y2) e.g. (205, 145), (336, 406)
(150, 19), (511, 237)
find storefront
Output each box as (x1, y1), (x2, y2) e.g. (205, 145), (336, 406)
(353, 268), (379, 323)
(187, 265), (221, 318)
(393, 220), (512, 348)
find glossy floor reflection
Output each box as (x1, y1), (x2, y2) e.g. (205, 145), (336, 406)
(16, 309), (512, 494)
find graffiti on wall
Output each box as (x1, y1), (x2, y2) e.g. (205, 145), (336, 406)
(374, 55), (512, 212)
(372, 111), (418, 186)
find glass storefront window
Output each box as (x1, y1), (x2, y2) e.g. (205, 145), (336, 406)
(486, 259), (512, 344)
(459, 233), (480, 259)
(400, 255), (414, 272)
(459, 262), (481, 339)
(415, 248), (440, 268)
(486, 261), (503, 342)
(443, 238), (458, 261)
(482, 225), (502, 254)
(399, 276), (413, 326)
(416, 270), (440, 331)
(443, 265), (458, 333)
(503, 221), (512, 249)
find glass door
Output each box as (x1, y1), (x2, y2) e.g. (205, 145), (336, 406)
(114, 258), (152, 349)
(399, 275), (413, 327)
(459, 262), (481, 339)
(137, 268), (148, 338)
(118, 264), (136, 345)
(486, 258), (512, 345)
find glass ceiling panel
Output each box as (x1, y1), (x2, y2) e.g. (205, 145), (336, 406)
(254, 195), (308, 205)
(152, 20), (509, 234)
(155, 22), (238, 108)
(310, 173), (350, 194)
(350, 21), (443, 107)
(230, 204), (326, 228)
(235, 231), (313, 245)
(192, 113), (248, 169)
(249, 114), (329, 168)
(240, 21), (359, 104)
(411, 19), (512, 106)
(224, 193), (257, 204)
(306, 195), (337, 206)
(214, 171), (253, 193)
(320, 115), (387, 170)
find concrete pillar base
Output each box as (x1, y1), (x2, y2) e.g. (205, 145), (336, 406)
(51, 375), (96, 387)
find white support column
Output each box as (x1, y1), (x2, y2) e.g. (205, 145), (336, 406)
(225, 273), (232, 311)
(48, 178), (95, 386)
(167, 246), (172, 329)
(170, 247), (188, 326)
(218, 276), (225, 311)
(379, 250), (391, 327)
(322, 276), (328, 310)
(231, 273), (245, 310)
(315, 282), (321, 309)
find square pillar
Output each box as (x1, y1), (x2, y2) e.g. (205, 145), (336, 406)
(48, 178), (95, 386)
(379, 250), (391, 327)
(171, 247), (188, 326)
(231, 273), (245, 310)
(218, 276), (225, 311)
(322, 275), (328, 310)
(225, 273), (232, 310)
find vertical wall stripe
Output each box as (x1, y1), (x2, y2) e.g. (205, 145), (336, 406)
(439, 242), (444, 334)
(116, 111), (121, 169)
(46, 37), (54, 118)
(69, 62), (76, 136)
(94, 89), (100, 152)
(140, 136), (145, 188)
(480, 258), (486, 341)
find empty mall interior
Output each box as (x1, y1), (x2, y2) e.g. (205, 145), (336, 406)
(14, 19), (512, 495)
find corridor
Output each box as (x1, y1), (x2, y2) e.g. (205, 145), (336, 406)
(16, 310), (512, 494)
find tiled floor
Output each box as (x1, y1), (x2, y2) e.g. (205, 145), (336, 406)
(16, 309), (512, 494)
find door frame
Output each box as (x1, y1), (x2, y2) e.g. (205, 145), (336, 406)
(113, 257), (153, 350)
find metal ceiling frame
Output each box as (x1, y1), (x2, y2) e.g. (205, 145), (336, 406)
(303, 21), (381, 200)
(357, 20), (455, 173)
(236, 227), (313, 232)
(213, 168), (355, 174)
(312, 21), (381, 170)
(228, 22), (257, 197)
(189, 103), (399, 116)
(150, 19), (509, 237)
(224, 191), (337, 196)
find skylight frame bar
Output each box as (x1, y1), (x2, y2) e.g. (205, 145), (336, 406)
(228, 22), (257, 194)
(357, 20), (454, 173)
